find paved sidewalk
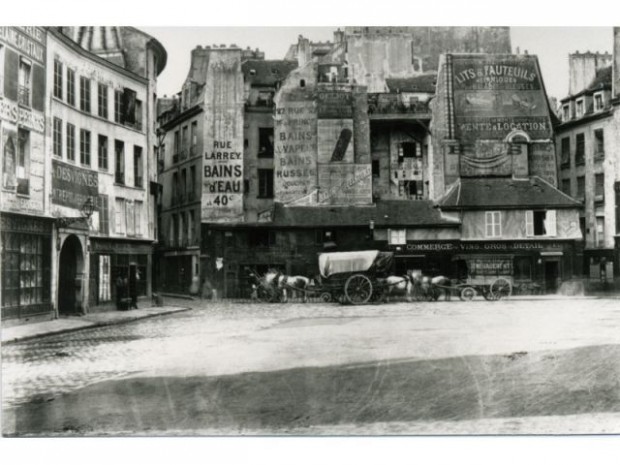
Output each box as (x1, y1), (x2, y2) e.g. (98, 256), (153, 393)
(1, 305), (191, 344)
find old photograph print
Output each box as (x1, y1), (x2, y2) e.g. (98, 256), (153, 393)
(1, 25), (620, 437)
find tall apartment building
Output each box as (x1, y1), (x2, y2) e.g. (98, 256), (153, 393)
(555, 44), (619, 284)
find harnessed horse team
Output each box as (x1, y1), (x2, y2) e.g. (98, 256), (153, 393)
(254, 269), (453, 303)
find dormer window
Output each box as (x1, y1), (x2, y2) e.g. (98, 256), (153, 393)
(575, 98), (584, 118)
(594, 92), (604, 112)
(562, 104), (570, 121)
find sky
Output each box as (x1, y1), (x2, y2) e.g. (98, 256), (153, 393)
(143, 27), (614, 103)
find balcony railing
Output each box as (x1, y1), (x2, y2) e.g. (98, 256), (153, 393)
(172, 154), (179, 164)
(179, 149), (188, 161)
(190, 146), (198, 157)
(16, 178), (29, 195)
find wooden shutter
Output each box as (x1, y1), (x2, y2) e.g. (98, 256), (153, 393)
(525, 210), (534, 237)
(485, 212), (493, 237)
(545, 210), (557, 237)
(32, 63), (45, 111)
(4, 49), (18, 100)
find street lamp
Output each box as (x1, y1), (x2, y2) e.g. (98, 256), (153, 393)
(56, 197), (96, 229)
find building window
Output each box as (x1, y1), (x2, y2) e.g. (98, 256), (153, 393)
(562, 104), (570, 121)
(258, 128), (274, 158)
(575, 98), (584, 118)
(115, 198), (126, 234)
(596, 217), (605, 247)
(575, 133), (585, 165)
(53, 59), (63, 99)
(66, 68), (75, 106)
(80, 76), (91, 113)
(99, 195), (109, 235)
(134, 145), (143, 188)
(594, 92), (604, 112)
(53, 118), (62, 157)
(388, 228), (406, 245)
(189, 165), (196, 199)
(400, 180), (423, 199)
(561, 178), (571, 196)
(18, 58), (32, 106)
(126, 200), (135, 236)
(595, 173), (604, 200)
(258, 169), (274, 198)
(181, 168), (187, 200)
(526, 210), (557, 237)
(170, 214), (177, 246)
(0, 44), (4, 97)
(190, 121), (198, 155)
(16, 129), (30, 195)
(115, 140), (125, 185)
(98, 135), (108, 171)
(372, 159), (380, 178)
(187, 210), (195, 244)
(182, 125), (188, 158)
(66, 123), (76, 162)
(114, 90), (122, 123)
(135, 201), (143, 236)
(594, 129), (604, 158)
(174, 130), (180, 161)
(577, 175), (586, 199)
(172, 172), (179, 204)
(135, 99), (143, 130)
(80, 129), (91, 166)
(1, 232), (51, 309)
(560, 137), (570, 166)
(485, 211), (501, 238)
(98, 83), (108, 119)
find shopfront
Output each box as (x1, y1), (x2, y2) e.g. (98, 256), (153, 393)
(88, 239), (151, 307)
(388, 239), (578, 292)
(1, 213), (53, 320)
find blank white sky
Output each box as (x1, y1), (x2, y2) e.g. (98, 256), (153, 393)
(143, 26), (613, 102)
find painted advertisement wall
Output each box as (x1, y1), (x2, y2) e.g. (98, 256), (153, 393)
(0, 27), (47, 217)
(274, 95), (318, 204)
(201, 50), (244, 222)
(451, 56), (553, 142)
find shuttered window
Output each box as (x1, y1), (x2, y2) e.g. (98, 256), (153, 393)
(485, 211), (501, 238)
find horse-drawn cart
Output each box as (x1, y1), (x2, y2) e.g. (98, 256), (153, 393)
(317, 250), (395, 305)
(451, 255), (513, 301)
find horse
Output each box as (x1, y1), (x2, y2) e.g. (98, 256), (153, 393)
(262, 270), (311, 302)
(410, 272), (453, 301)
(378, 275), (415, 302)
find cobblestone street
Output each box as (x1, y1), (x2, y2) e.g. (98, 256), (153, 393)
(3, 297), (620, 435)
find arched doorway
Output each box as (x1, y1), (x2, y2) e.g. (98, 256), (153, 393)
(58, 235), (84, 315)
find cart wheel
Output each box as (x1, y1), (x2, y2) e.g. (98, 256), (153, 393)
(459, 286), (477, 301)
(256, 284), (275, 303)
(490, 278), (512, 300)
(344, 274), (373, 305)
(320, 292), (332, 303)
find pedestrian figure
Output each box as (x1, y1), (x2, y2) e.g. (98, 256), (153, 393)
(115, 275), (124, 310)
(129, 270), (140, 309)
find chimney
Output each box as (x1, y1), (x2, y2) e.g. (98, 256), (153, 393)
(569, 50), (611, 95)
(296, 35), (312, 67)
(614, 27), (620, 98)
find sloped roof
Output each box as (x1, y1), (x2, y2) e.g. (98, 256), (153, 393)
(272, 202), (375, 227)
(588, 65), (612, 91)
(385, 74), (437, 93)
(437, 177), (582, 210)
(242, 60), (298, 87)
(375, 200), (460, 226)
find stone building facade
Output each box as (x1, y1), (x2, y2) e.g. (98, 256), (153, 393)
(1, 27), (166, 322)
(1, 27), (53, 321)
